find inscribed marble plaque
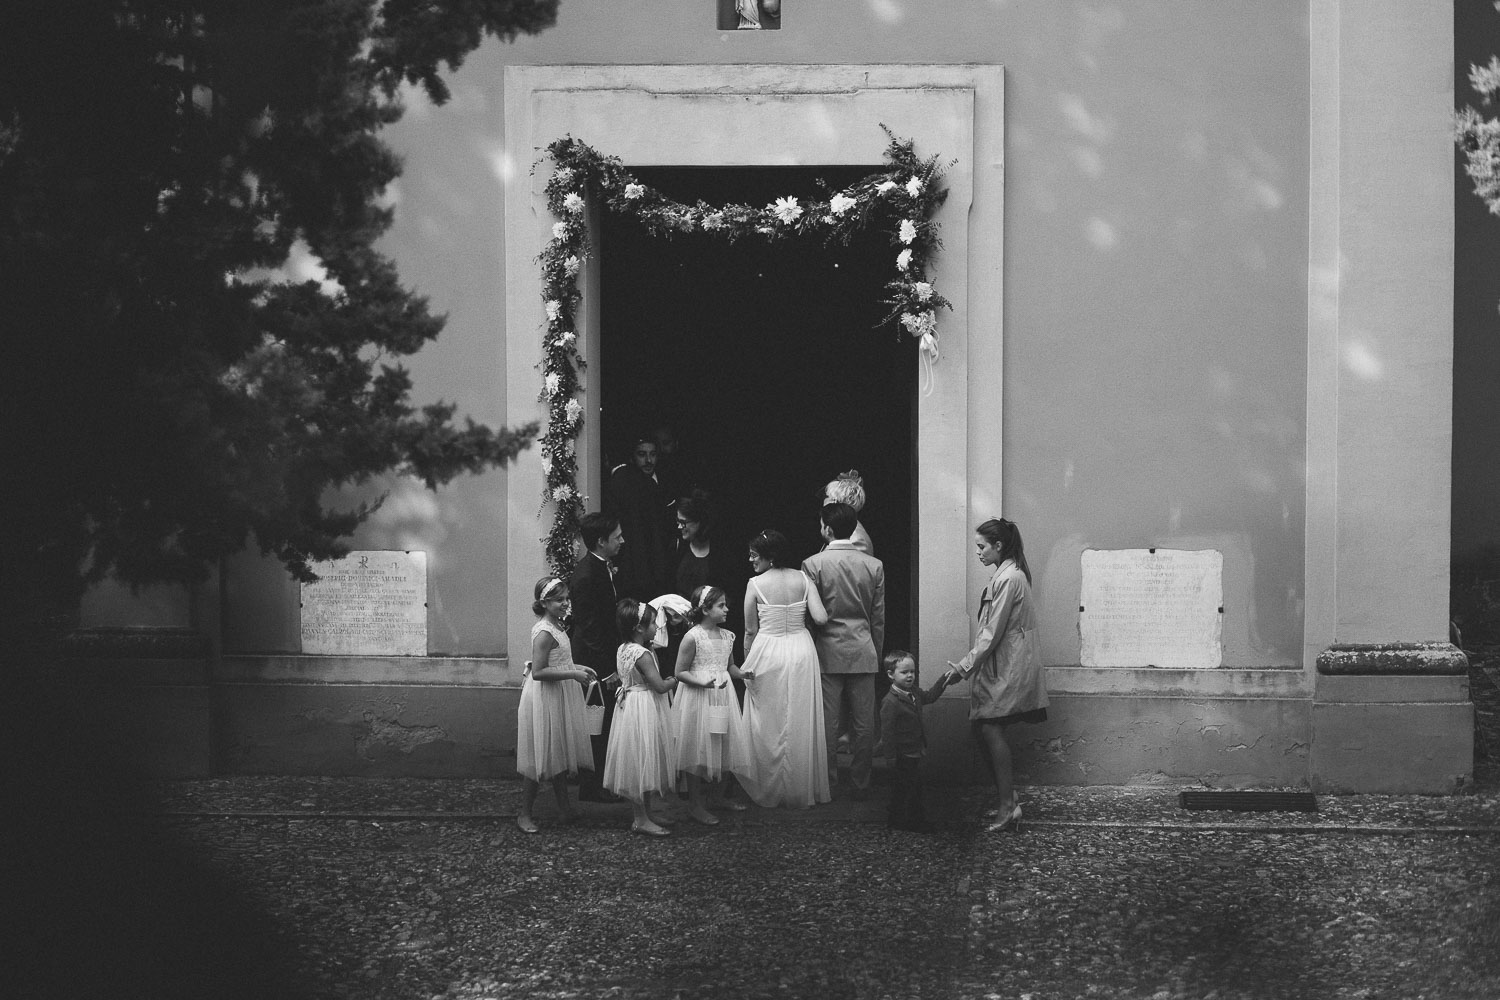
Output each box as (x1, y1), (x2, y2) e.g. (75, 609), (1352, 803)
(1079, 549), (1222, 669)
(300, 551), (427, 656)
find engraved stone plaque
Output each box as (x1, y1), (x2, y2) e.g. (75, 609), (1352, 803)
(1079, 549), (1222, 668)
(300, 551), (427, 656)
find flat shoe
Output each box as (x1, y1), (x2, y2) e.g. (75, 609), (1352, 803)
(985, 804), (1022, 834)
(631, 823), (670, 838)
(713, 800), (749, 812)
(516, 816), (539, 835)
(689, 809), (720, 826)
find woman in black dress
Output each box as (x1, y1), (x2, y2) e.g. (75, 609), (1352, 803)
(670, 490), (747, 667)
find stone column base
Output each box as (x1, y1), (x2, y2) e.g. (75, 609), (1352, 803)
(1310, 643), (1473, 794)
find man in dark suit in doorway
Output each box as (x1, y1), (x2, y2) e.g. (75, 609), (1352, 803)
(569, 512), (624, 802)
(802, 501), (886, 799)
(605, 435), (674, 601)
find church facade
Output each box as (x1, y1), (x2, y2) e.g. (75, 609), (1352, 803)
(76, 1), (1471, 793)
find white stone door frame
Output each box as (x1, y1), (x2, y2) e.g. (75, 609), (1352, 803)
(503, 64), (1003, 670)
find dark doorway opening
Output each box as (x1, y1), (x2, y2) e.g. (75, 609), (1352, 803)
(600, 166), (914, 654)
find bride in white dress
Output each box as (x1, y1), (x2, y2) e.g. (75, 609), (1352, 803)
(737, 529), (833, 808)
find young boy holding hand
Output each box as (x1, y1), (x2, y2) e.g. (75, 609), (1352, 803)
(876, 650), (951, 832)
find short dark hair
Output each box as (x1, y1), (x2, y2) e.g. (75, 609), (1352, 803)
(676, 489), (714, 534)
(579, 512), (619, 552)
(615, 598), (656, 643)
(820, 502), (857, 541)
(882, 650), (916, 677)
(749, 529), (789, 568)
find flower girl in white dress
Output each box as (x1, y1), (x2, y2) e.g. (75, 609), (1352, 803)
(516, 577), (598, 834)
(604, 599), (680, 837)
(673, 585), (754, 825)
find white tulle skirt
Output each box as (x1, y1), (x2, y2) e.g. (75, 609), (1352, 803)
(673, 681), (754, 780)
(604, 688), (678, 801)
(515, 675), (593, 781)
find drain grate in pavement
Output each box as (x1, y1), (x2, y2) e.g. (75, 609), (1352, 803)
(1178, 790), (1318, 812)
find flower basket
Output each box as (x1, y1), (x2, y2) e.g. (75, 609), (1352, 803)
(584, 681), (606, 736)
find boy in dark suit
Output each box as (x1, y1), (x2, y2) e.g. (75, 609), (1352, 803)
(876, 650), (951, 832)
(569, 512), (623, 802)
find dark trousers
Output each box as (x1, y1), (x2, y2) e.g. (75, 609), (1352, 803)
(887, 755), (926, 830)
(579, 680), (615, 794)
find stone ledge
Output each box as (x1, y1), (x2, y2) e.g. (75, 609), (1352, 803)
(1315, 643), (1468, 676)
(1043, 665), (1308, 699)
(217, 654), (515, 687)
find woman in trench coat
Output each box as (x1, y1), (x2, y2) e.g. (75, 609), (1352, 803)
(946, 518), (1049, 833)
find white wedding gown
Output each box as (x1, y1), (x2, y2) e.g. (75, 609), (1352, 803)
(738, 575), (831, 808)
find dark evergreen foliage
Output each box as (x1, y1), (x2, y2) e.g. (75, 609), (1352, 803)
(0, 0), (554, 608)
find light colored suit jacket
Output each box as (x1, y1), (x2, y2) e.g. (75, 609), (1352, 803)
(802, 540), (885, 674)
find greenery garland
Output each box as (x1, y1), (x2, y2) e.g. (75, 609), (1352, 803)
(535, 127), (952, 577)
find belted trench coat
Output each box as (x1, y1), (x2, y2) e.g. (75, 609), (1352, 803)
(953, 560), (1049, 722)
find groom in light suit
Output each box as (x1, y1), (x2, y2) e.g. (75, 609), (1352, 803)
(802, 501), (886, 798)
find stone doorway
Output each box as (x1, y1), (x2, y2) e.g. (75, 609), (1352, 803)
(503, 64), (999, 672)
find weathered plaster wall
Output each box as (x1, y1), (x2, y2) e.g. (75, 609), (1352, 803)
(223, 1), (1313, 672)
(214, 657), (515, 776)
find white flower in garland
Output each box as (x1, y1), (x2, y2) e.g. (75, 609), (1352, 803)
(624, 183), (645, 200)
(563, 255), (581, 277)
(906, 176), (924, 197)
(899, 219), (918, 244)
(544, 371), (561, 398)
(877, 180), (897, 194)
(558, 330), (576, 348)
(703, 211), (725, 231)
(554, 167), (575, 186)
(563, 192), (584, 214)
(545, 300), (561, 323)
(564, 398), (583, 424)
(897, 248), (913, 271)
(771, 197), (803, 224)
(552, 221), (570, 241)
(829, 193), (857, 216)
(914, 281), (933, 302)
(900, 310), (937, 338)
(552, 484), (576, 504)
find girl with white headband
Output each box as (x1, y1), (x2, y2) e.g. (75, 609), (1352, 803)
(604, 598), (680, 836)
(673, 584), (753, 825)
(516, 576), (598, 834)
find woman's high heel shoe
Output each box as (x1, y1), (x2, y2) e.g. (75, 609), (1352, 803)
(985, 804), (1022, 833)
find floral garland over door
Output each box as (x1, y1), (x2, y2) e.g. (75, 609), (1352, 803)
(536, 129), (953, 577)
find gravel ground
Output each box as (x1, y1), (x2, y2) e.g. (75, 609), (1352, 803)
(9, 652), (1500, 1000)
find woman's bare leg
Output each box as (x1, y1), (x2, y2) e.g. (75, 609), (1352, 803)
(974, 721), (1016, 814)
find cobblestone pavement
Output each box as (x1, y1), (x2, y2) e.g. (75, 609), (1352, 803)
(11, 656), (1500, 1000)
(147, 799), (1500, 1000)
